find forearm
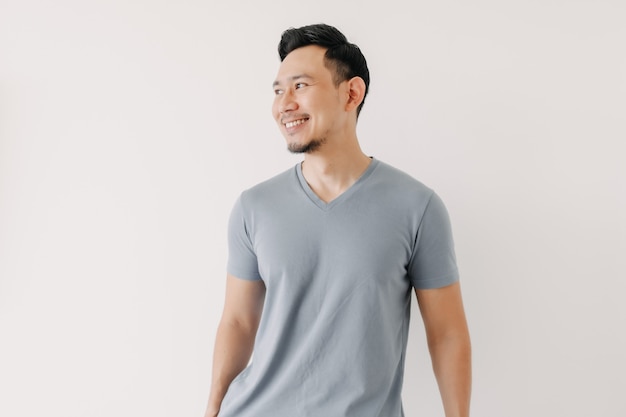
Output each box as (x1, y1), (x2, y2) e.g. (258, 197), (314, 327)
(429, 333), (472, 417)
(205, 320), (257, 417)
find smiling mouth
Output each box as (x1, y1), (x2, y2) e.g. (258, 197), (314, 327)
(284, 118), (309, 128)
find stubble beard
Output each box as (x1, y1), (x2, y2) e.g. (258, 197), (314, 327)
(287, 137), (326, 154)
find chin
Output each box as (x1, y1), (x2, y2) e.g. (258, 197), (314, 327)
(287, 137), (325, 154)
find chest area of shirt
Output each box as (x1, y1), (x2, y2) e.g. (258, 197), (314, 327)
(250, 204), (417, 289)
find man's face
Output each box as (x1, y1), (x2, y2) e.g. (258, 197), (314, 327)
(272, 45), (349, 154)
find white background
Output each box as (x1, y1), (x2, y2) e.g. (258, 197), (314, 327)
(1, 1), (625, 416)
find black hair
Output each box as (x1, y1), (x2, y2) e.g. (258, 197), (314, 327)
(278, 23), (370, 117)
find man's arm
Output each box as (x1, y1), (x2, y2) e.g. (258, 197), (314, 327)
(204, 274), (266, 417)
(415, 281), (471, 417)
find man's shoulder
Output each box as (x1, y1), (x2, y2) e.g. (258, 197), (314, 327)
(238, 164), (298, 205)
(372, 159), (434, 197)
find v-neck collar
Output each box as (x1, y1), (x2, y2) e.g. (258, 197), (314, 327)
(295, 158), (379, 211)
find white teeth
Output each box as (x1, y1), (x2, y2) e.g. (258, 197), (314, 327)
(285, 119), (307, 128)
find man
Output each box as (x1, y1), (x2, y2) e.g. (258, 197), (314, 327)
(205, 24), (471, 417)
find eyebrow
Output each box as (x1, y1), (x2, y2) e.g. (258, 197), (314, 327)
(272, 74), (314, 88)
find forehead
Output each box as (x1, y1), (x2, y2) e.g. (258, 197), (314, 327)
(274, 45), (331, 82)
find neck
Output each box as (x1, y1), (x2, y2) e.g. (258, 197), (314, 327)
(301, 136), (371, 203)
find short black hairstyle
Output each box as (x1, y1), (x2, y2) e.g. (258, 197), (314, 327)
(278, 23), (370, 117)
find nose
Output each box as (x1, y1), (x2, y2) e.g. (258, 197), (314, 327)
(277, 90), (298, 114)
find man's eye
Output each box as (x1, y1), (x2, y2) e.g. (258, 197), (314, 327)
(274, 89), (284, 95)
(295, 83), (306, 89)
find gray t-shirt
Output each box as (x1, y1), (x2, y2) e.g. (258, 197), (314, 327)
(219, 159), (459, 417)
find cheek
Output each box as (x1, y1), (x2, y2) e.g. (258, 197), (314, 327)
(271, 100), (280, 121)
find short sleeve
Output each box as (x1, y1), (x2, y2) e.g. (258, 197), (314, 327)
(407, 192), (459, 289)
(226, 195), (263, 281)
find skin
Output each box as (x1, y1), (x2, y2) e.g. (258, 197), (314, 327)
(417, 283), (472, 417)
(205, 275), (265, 417)
(205, 44), (471, 417)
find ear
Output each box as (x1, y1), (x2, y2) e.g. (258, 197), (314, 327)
(344, 76), (366, 113)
